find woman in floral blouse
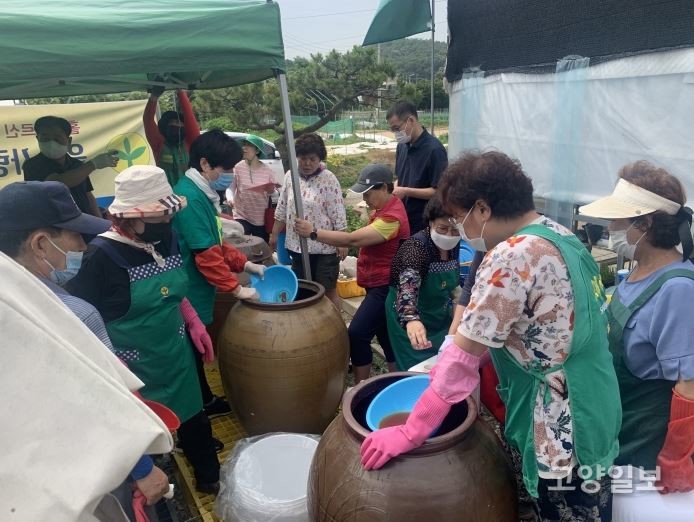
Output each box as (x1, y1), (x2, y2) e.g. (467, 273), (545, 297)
(386, 195), (461, 370)
(361, 151), (621, 522)
(270, 133), (347, 307)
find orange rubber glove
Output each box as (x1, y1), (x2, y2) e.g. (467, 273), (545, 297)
(656, 389), (694, 494)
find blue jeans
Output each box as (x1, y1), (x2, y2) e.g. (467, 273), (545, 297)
(348, 285), (395, 366)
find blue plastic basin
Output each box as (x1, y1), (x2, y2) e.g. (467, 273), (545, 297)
(366, 375), (431, 431)
(250, 265), (298, 303)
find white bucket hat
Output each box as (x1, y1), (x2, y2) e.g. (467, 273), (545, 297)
(579, 178), (681, 219)
(109, 165), (186, 218)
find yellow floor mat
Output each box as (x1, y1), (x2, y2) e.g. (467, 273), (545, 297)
(173, 364), (246, 522)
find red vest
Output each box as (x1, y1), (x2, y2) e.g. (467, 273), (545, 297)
(357, 196), (410, 288)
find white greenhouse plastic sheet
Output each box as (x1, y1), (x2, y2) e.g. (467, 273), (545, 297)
(447, 48), (694, 209)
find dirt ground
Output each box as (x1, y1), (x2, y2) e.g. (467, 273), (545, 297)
(326, 127), (449, 157)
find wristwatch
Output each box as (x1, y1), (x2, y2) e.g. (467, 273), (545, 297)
(309, 225), (318, 241)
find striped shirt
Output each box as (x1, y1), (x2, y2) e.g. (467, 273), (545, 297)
(42, 277), (115, 351)
(231, 160), (275, 226)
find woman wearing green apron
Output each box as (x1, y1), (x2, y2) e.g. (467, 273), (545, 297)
(361, 151), (621, 521)
(386, 196), (461, 370)
(580, 162), (694, 495)
(68, 165), (221, 495)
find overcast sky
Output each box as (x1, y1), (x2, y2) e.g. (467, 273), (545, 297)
(279, 0), (448, 58)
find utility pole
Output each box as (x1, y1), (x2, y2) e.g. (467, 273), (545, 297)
(430, 0), (435, 136)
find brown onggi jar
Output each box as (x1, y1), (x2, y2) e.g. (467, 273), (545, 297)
(218, 279), (349, 435)
(308, 372), (518, 521)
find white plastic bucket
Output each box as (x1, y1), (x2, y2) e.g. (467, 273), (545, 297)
(224, 433), (318, 522)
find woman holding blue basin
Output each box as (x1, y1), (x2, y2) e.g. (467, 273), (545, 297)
(360, 151), (621, 521)
(295, 163), (410, 384)
(386, 195), (461, 371)
(270, 133), (347, 309)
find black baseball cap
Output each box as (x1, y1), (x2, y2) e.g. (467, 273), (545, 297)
(349, 163), (394, 194)
(0, 181), (111, 234)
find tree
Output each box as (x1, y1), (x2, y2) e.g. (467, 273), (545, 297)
(21, 46), (396, 170)
(192, 46), (394, 169)
(415, 73), (449, 110)
(23, 91), (149, 105)
(376, 39), (447, 80)
(22, 90), (183, 113)
(393, 72), (448, 111)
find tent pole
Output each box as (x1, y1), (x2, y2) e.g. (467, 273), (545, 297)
(430, 0), (435, 136)
(277, 72), (312, 280)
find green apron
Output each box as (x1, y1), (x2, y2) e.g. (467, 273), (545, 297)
(488, 224), (621, 497)
(159, 142), (189, 187)
(386, 267), (458, 370)
(172, 176), (224, 325)
(608, 269), (693, 469)
(93, 237), (202, 423)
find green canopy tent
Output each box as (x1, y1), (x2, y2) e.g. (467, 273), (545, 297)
(0, 0), (312, 277)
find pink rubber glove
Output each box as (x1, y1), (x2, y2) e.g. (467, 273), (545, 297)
(131, 487), (149, 522)
(180, 298), (214, 363)
(657, 389), (694, 494)
(360, 338), (481, 470)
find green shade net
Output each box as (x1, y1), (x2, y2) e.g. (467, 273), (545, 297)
(362, 0), (432, 46)
(0, 0), (286, 99)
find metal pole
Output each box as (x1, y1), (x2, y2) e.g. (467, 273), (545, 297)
(376, 43), (381, 127)
(277, 72), (312, 280)
(430, 0), (435, 136)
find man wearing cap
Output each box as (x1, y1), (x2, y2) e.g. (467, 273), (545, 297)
(23, 115), (118, 217)
(68, 165), (223, 494)
(0, 180), (173, 515)
(144, 87), (201, 187)
(295, 163), (410, 383)
(230, 134), (280, 240)
(387, 101), (447, 234)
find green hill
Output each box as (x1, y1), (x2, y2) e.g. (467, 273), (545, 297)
(375, 39), (447, 80)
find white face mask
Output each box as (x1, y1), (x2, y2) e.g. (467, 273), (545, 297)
(456, 208), (488, 252)
(608, 222), (646, 260)
(430, 229), (461, 251)
(39, 140), (69, 160)
(393, 119), (412, 144)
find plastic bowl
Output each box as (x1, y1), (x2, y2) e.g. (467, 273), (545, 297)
(141, 398), (180, 432)
(366, 375), (430, 431)
(250, 265), (298, 303)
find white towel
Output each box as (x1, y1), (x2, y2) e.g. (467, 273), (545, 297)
(0, 253), (172, 521)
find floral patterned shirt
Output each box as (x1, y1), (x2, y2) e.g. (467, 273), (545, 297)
(275, 167), (347, 254)
(459, 216), (576, 478)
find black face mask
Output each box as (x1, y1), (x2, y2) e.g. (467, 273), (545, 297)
(165, 126), (185, 145)
(138, 222), (172, 244)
